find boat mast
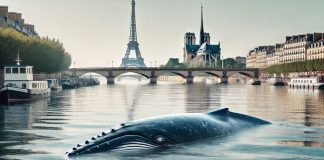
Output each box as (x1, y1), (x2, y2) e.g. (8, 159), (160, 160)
(15, 50), (22, 66)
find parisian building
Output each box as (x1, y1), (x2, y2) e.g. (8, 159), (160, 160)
(0, 6), (38, 36)
(183, 4), (221, 66)
(235, 56), (246, 64)
(247, 46), (275, 69)
(246, 50), (257, 68)
(246, 33), (324, 68)
(307, 38), (324, 60)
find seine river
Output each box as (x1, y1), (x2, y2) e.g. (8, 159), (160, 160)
(1, 79), (324, 160)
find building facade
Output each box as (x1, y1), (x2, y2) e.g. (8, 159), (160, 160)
(247, 46), (274, 69)
(183, 4), (221, 67)
(246, 33), (324, 69)
(246, 50), (257, 68)
(235, 56), (246, 64)
(0, 6), (37, 36)
(307, 39), (324, 60)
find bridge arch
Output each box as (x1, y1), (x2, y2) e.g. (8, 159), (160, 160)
(113, 71), (150, 79)
(155, 71), (187, 79)
(204, 72), (222, 78)
(116, 72), (150, 82)
(62, 71), (109, 78)
(237, 72), (254, 78)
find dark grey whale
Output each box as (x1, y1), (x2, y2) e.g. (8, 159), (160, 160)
(66, 108), (270, 157)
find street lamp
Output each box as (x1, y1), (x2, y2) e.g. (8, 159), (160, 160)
(150, 61), (152, 68)
(155, 61), (157, 68)
(112, 60), (114, 68)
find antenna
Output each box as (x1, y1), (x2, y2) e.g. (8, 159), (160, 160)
(15, 49), (22, 65)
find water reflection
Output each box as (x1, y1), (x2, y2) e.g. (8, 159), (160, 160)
(0, 84), (323, 159)
(0, 99), (48, 130)
(121, 84), (141, 122)
(185, 83), (213, 113)
(0, 99), (55, 157)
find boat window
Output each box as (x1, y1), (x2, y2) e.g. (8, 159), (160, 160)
(32, 83), (37, 89)
(5, 68), (11, 74)
(310, 80), (312, 83)
(12, 68), (19, 74)
(22, 83), (26, 89)
(20, 68), (26, 74)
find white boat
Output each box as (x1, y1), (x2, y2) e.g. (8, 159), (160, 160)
(267, 77), (285, 86)
(247, 79), (261, 85)
(47, 79), (62, 91)
(288, 76), (324, 90)
(0, 55), (50, 104)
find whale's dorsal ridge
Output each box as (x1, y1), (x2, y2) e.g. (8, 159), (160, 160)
(208, 108), (229, 116)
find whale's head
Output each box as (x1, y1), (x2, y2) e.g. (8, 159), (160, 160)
(66, 120), (178, 157)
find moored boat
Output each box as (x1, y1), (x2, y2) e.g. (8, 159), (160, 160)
(268, 77), (285, 86)
(247, 79), (261, 85)
(0, 55), (50, 104)
(60, 79), (79, 89)
(47, 79), (62, 91)
(288, 76), (324, 90)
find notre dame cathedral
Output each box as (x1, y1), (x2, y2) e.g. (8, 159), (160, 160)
(183, 4), (221, 67)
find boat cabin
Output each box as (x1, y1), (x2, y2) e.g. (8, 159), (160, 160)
(291, 77), (324, 84)
(4, 65), (33, 81)
(3, 65), (48, 90)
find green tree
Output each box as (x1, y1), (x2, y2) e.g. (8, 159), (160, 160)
(0, 28), (71, 73)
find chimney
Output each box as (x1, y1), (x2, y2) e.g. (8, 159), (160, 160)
(313, 33), (323, 42)
(8, 12), (18, 21)
(16, 13), (22, 21)
(0, 6), (8, 17)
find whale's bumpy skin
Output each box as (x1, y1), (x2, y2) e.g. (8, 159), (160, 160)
(66, 108), (270, 157)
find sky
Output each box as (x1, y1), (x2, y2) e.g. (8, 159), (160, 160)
(1, 0), (323, 67)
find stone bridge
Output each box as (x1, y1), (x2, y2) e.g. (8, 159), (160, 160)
(62, 67), (260, 84)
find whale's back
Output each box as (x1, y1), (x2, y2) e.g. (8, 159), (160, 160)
(126, 108), (270, 143)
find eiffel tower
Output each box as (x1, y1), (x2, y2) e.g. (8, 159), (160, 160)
(120, 0), (146, 68)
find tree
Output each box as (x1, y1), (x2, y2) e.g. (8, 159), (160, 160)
(265, 59), (324, 74)
(0, 28), (71, 73)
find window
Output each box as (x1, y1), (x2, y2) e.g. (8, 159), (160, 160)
(22, 83), (26, 89)
(12, 68), (18, 74)
(20, 68), (26, 74)
(5, 68), (11, 74)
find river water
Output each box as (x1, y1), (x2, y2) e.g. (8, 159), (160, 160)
(0, 79), (324, 160)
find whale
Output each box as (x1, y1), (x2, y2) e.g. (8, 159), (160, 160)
(66, 108), (270, 157)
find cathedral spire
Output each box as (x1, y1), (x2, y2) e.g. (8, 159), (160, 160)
(199, 1), (205, 45)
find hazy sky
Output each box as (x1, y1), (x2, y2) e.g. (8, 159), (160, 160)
(1, 0), (323, 67)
